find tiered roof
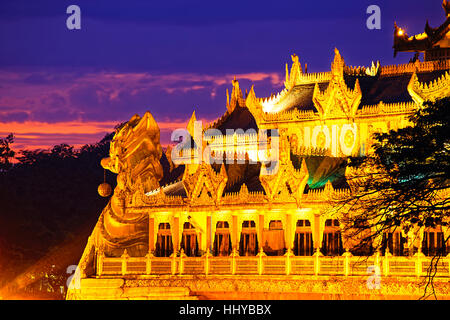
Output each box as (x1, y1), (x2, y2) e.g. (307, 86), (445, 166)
(157, 47), (450, 201)
(257, 50), (450, 118)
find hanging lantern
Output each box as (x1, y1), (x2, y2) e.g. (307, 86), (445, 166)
(98, 182), (112, 197)
(98, 169), (112, 197)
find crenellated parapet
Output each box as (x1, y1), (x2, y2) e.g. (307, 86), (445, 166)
(207, 132), (260, 147)
(407, 70), (450, 104)
(380, 59), (450, 76)
(221, 184), (266, 205)
(303, 181), (350, 202)
(358, 101), (417, 116)
(292, 146), (331, 157)
(140, 186), (185, 207)
(262, 108), (315, 122)
(258, 88), (290, 112)
(344, 61), (380, 77)
(294, 72), (332, 85)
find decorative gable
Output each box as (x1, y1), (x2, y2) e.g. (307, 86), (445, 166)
(259, 157), (309, 206)
(312, 48), (362, 121)
(226, 77), (246, 113)
(182, 163), (228, 206)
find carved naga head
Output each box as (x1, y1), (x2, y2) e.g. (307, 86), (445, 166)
(101, 112), (163, 195)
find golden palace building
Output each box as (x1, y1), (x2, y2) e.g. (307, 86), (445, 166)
(67, 3), (450, 300)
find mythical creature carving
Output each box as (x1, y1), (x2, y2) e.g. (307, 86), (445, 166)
(98, 112), (164, 257)
(101, 112), (163, 197)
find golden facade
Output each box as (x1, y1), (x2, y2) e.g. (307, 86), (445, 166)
(67, 10), (450, 299)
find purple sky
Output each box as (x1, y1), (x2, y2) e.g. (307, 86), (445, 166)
(0, 0), (446, 149)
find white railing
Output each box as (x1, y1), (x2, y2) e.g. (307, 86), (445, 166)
(97, 250), (450, 278)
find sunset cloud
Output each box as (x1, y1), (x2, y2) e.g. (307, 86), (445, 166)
(0, 117), (218, 151)
(0, 69), (283, 150)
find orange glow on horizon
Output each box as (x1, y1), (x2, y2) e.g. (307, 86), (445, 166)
(0, 117), (216, 151)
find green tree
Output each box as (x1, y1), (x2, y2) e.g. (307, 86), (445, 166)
(338, 97), (450, 299)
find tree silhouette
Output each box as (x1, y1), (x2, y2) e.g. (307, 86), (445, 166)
(0, 132), (116, 298)
(0, 133), (15, 172)
(337, 97), (450, 299)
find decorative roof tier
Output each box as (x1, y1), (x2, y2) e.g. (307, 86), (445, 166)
(248, 48), (449, 122)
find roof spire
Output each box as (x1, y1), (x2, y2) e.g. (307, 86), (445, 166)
(227, 77), (243, 113)
(284, 53), (302, 90)
(331, 48), (345, 78)
(187, 110), (197, 137)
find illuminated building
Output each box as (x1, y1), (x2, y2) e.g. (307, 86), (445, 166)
(67, 4), (450, 300)
(394, 0), (450, 61)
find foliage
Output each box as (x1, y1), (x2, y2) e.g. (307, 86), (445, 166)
(0, 132), (115, 293)
(337, 97), (450, 298)
(0, 133), (15, 172)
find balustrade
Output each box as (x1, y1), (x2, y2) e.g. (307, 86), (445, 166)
(97, 249), (450, 278)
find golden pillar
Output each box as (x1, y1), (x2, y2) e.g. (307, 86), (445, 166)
(149, 216), (155, 252)
(258, 214), (264, 250)
(173, 216), (180, 252)
(286, 214), (293, 250)
(206, 215), (212, 252)
(313, 214), (322, 250)
(232, 215), (238, 251)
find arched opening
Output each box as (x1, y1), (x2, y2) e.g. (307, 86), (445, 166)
(262, 220), (286, 256)
(180, 222), (199, 257)
(321, 219), (344, 256)
(293, 219), (314, 256)
(155, 223), (173, 257)
(422, 226), (447, 256)
(213, 221), (232, 256)
(239, 220), (258, 256)
(348, 218), (373, 256)
(381, 230), (406, 256)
